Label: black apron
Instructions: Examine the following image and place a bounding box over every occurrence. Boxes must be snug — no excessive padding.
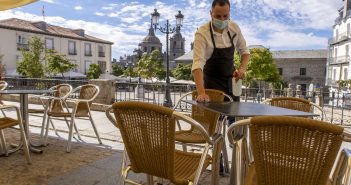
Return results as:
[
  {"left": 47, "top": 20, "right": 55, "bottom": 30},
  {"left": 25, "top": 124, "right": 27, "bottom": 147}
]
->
[{"left": 203, "top": 22, "right": 236, "bottom": 97}]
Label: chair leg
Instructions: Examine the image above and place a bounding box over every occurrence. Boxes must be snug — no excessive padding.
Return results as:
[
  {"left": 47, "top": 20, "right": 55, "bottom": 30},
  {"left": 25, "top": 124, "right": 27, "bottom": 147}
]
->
[
  {"left": 64, "top": 117, "right": 81, "bottom": 140},
  {"left": 39, "top": 111, "right": 48, "bottom": 143},
  {"left": 146, "top": 175, "right": 153, "bottom": 185},
  {"left": 43, "top": 115, "right": 52, "bottom": 146},
  {"left": 0, "top": 130, "right": 8, "bottom": 156},
  {"left": 18, "top": 121, "right": 31, "bottom": 164},
  {"left": 222, "top": 122, "right": 230, "bottom": 173},
  {"left": 211, "top": 139, "right": 223, "bottom": 185},
  {"left": 88, "top": 114, "right": 102, "bottom": 144},
  {"left": 66, "top": 118, "right": 76, "bottom": 153}
]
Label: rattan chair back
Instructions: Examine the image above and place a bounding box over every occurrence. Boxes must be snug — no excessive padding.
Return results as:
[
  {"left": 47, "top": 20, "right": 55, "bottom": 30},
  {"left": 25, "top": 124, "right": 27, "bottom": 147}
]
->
[
  {"left": 250, "top": 116, "right": 343, "bottom": 185},
  {"left": 269, "top": 97, "right": 312, "bottom": 112},
  {"left": 75, "top": 84, "right": 99, "bottom": 116},
  {"left": 50, "top": 84, "right": 72, "bottom": 113},
  {"left": 112, "top": 101, "right": 176, "bottom": 180},
  {"left": 191, "top": 89, "right": 224, "bottom": 136}
]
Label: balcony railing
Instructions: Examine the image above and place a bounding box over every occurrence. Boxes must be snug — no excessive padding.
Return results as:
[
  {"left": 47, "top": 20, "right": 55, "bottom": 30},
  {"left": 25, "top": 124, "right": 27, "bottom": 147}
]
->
[
  {"left": 85, "top": 52, "right": 92, "bottom": 56},
  {"left": 98, "top": 52, "right": 105, "bottom": 57},
  {"left": 328, "top": 31, "right": 351, "bottom": 45},
  {"left": 329, "top": 55, "right": 350, "bottom": 64},
  {"left": 17, "top": 43, "right": 29, "bottom": 51},
  {"left": 68, "top": 49, "right": 77, "bottom": 55}
]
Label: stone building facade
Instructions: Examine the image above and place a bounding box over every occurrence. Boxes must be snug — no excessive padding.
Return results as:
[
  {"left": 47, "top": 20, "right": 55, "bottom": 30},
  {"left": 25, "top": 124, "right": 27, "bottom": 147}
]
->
[
  {"left": 0, "top": 18, "right": 113, "bottom": 76},
  {"left": 326, "top": 0, "right": 351, "bottom": 90},
  {"left": 272, "top": 50, "right": 327, "bottom": 91}
]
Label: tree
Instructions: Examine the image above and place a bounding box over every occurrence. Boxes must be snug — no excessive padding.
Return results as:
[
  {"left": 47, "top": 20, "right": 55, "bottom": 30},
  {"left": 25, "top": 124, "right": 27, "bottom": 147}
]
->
[
  {"left": 136, "top": 50, "right": 165, "bottom": 82},
  {"left": 17, "top": 36, "right": 45, "bottom": 78},
  {"left": 47, "top": 50, "right": 77, "bottom": 78},
  {"left": 172, "top": 63, "right": 193, "bottom": 81},
  {"left": 123, "top": 66, "right": 138, "bottom": 79},
  {"left": 87, "top": 63, "right": 102, "bottom": 79},
  {"left": 112, "top": 64, "right": 124, "bottom": 76},
  {"left": 234, "top": 48, "right": 281, "bottom": 88}
]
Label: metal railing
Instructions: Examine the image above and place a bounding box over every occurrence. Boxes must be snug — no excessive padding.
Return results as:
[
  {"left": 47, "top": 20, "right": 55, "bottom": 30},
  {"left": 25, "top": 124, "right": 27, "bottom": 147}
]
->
[{"left": 114, "top": 82, "right": 351, "bottom": 127}]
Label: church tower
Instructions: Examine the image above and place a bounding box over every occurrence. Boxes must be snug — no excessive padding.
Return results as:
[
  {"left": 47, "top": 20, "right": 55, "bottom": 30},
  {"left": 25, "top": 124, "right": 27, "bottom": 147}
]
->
[
  {"left": 138, "top": 22, "right": 162, "bottom": 54},
  {"left": 169, "top": 28, "right": 185, "bottom": 61}
]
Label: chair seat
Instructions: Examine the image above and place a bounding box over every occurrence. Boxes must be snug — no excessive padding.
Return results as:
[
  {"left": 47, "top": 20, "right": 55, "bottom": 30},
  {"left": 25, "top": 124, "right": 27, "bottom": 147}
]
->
[
  {"left": 173, "top": 150, "right": 211, "bottom": 185},
  {"left": 47, "top": 112, "right": 88, "bottom": 117},
  {"left": 175, "top": 130, "right": 207, "bottom": 144},
  {"left": 0, "top": 117, "right": 18, "bottom": 129}
]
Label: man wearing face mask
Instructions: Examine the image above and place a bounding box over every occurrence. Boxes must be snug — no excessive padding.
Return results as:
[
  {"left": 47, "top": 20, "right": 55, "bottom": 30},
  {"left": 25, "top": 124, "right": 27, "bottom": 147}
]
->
[
  {"left": 192, "top": 0, "right": 250, "bottom": 175},
  {"left": 192, "top": 0, "right": 250, "bottom": 103}
]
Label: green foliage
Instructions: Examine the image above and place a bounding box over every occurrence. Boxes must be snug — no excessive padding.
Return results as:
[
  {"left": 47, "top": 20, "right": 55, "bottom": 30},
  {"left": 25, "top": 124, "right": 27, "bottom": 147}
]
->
[
  {"left": 123, "top": 66, "right": 138, "bottom": 78},
  {"left": 136, "top": 50, "right": 165, "bottom": 81},
  {"left": 172, "top": 63, "right": 193, "bottom": 81},
  {"left": 112, "top": 64, "right": 124, "bottom": 76},
  {"left": 16, "top": 36, "right": 45, "bottom": 78},
  {"left": 47, "top": 50, "right": 77, "bottom": 77},
  {"left": 234, "top": 48, "right": 281, "bottom": 88},
  {"left": 87, "top": 63, "right": 102, "bottom": 79}
]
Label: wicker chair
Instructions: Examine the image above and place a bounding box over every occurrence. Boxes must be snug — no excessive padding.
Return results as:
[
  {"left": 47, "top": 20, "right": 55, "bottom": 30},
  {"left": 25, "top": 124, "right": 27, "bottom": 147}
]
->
[
  {"left": 0, "top": 105, "right": 31, "bottom": 164},
  {"left": 45, "top": 84, "right": 102, "bottom": 152},
  {"left": 28, "top": 84, "right": 73, "bottom": 145},
  {"left": 262, "top": 97, "right": 326, "bottom": 120},
  {"left": 173, "top": 89, "right": 233, "bottom": 173},
  {"left": 106, "top": 101, "right": 223, "bottom": 185},
  {"left": 227, "top": 116, "right": 351, "bottom": 185}
]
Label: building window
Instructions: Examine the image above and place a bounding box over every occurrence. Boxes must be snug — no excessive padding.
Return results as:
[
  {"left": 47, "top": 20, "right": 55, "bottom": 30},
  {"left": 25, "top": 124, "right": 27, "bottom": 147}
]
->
[
  {"left": 98, "top": 45, "right": 105, "bottom": 57},
  {"left": 143, "top": 47, "right": 147, "bottom": 52},
  {"left": 68, "top": 41, "right": 76, "bottom": 55},
  {"left": 17, "top": 35, "right": 29, "bottom": 51},
  {"left": 300, "top": 68, "right": 306, "bottom": 76},
  {"left": 70, "top": 60, "right": 78, "bottom": 72},
  {"left": 346, "top": 45, "right": 349, "bottom": 56},
  {"left": 151, "top": 46, "right": 155, "bottom": 51},
  {"left": 85, "top": 43, "right": 92, "bottom": 56},
  {"left": 335, "top": 48, "right": 338, "bottom": 58},
  {"left": 333, "top": 69, "right": 337, "bottom": 80},
  {"left": 344, "top": 68, "right": 348, "bottom": 80},
  {"left": 45, "top": 38, "right": 54, "bottom": 50},
  {"left": 348, "top": 23, "right": 351, "bottom": 35},
  {"left": 278, "top": 68, "right": 283, "bottom": 75},
  {"left": 98, "top": 61, "right": 106, "bottom": 72},
  {"left": 84, "top": 60, "right": 92, "bottom": 74}
]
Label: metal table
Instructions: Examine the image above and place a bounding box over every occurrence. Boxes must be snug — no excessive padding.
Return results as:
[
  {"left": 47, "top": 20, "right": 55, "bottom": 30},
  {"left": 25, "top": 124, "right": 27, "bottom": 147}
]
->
[
  {"left": 0, "top": 89, "right": 55, "bottom": 154},
  {"left": 183, "top": 100, "right": 318, "bottom": 185}
]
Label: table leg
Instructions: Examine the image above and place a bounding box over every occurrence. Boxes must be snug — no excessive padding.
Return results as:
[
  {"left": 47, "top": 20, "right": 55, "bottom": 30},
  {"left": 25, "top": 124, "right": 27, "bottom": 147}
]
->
[{"left": 20, "top": 94, "right": 43, "bottom": 153}]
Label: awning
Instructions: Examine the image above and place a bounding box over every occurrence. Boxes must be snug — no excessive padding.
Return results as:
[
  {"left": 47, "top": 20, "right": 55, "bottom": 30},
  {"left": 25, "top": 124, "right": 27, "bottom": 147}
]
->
[{"left": 0, "top": 0, "right": 38, "bottom": 11}]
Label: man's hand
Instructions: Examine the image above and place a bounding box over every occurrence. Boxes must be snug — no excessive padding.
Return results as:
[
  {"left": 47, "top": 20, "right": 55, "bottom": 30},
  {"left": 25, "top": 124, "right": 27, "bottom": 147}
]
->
[
  {"left": 196, "top": 93, "right": 210, "bottom": 102},
  {"left": 233, "top": 67, "right": 245, "bottom": 80}
]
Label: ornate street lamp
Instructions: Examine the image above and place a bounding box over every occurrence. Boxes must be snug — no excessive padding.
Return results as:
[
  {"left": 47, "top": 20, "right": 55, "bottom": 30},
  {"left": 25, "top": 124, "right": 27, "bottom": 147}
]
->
[{"left": 151, "top": 9, "right": 184, "bottom": 107}]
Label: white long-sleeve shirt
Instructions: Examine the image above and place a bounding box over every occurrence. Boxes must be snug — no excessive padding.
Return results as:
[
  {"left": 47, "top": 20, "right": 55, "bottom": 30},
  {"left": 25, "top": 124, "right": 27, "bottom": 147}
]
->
[{"left": 192, "top": 20, "right": 250, "bottom": 71}]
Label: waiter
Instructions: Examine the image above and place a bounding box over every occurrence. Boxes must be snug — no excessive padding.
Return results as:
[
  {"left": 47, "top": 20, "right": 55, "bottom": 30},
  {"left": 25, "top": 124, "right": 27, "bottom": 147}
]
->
[{"left": 192, "top": 0, "right": 250, "bottom": 103}]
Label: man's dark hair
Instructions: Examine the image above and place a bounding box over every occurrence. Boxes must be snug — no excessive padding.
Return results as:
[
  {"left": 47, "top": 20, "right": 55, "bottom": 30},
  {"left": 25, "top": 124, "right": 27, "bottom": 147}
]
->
[{"left": 211, "top": 0, "right": 230, "bottom": 8}]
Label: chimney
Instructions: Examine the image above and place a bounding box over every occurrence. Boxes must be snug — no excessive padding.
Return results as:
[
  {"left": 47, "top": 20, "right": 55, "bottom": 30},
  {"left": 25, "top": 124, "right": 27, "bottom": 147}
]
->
[
  {"left": 73, "top": 29, "right": 85, "bottom": 37},
  {"left": 32, "top": 21, "right": 47, "bottom": 31}
]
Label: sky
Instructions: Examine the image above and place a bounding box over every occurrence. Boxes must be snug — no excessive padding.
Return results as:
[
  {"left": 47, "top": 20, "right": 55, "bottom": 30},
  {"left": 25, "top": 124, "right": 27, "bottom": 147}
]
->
[{"left": 0, "top": 0, "right": 343, "bottom": 60}]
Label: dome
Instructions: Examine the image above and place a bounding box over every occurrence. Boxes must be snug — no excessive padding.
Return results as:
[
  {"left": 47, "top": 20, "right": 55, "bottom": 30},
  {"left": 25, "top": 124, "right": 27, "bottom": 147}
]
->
[
  {"left": 171, "top": 29, "right": 183, "bottom": 40},
  {"left": 142, "top": 27, "right": 161, "bottom": 44}
]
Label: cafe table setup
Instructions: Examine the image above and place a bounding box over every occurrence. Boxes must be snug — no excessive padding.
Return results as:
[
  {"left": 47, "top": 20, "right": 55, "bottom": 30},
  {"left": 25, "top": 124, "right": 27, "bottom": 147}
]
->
[
  {"left": 0, "top": 89, "right": 55, "bottom": 154},
  {"left": 182, "top": 100, "right": 318, "bottom": 185}
]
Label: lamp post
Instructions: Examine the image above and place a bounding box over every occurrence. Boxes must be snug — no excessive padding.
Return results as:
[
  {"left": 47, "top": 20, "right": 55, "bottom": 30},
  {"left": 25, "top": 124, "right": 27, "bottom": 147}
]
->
[{"left": 151, "top": 9, "right": 184, "bottom": 107}]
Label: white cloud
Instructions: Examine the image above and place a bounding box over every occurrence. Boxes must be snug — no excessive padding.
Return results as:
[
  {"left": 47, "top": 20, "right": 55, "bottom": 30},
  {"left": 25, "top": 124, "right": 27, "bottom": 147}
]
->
[
  {"left": 95, "top": 12, "right": 104, "bottom": 16},
  {"left": 41, "top": 0, "right": 55, "bottom": 3},
  {"left": 74, "top": 6, "right": 83, "bottom": 10}
]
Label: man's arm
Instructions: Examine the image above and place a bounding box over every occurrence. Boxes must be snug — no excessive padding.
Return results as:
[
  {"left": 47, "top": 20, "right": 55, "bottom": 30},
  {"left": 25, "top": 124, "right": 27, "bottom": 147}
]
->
[
  {"left": 234, "top": 53, "right": 250, "bottom": 79},
  {"left": 192, "top": 68, "right": 209, "bottom": 102}
]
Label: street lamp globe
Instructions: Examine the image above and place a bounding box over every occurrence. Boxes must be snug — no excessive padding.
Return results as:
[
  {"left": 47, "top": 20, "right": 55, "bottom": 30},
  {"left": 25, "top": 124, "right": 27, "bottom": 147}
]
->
[
  {"left": 151, "top": 9, "right": 160, "bottom": 27},
  {"left": 175, "top": 11, "right": 184, "bottom": 27}
]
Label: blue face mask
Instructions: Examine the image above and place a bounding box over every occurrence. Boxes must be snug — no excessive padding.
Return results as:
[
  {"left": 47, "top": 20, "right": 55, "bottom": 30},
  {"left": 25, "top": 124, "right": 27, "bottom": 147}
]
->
[{"left": 212, "top": 18, "right": 228, "bottom": 30}]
